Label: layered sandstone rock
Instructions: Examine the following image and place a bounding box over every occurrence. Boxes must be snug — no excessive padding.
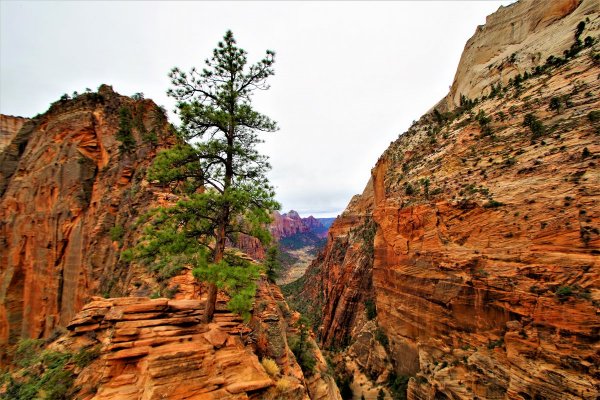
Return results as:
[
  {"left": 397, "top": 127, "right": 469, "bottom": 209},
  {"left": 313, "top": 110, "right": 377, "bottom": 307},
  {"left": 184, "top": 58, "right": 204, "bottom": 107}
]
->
[
  {"left": 1, "top": 276, "right": 340, "bottom": 399},
  {"left": 0, "top": 86, "right": 175, "bottom": 351},
  {"left": 293, "top": 1, "right": 600, "bottom": 399},
  {"left": 61, "top": 297, "right": 272, "bottom": 400},
  {"left": 444, "top": 0, "right": 598, "bottom": 108}
]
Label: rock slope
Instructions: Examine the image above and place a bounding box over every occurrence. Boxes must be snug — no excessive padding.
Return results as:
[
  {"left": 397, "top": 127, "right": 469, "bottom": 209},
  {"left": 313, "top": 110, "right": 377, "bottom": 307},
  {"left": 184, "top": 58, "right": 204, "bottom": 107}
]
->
[
  {"left": 1, "top": 276, "right": 341, "bottom": 400},
  {"left": 0, "top": 86, "right": 175, "bottom": 352},
  {"left": 291, "top": 0, "right": 600, "bottom": 399}
]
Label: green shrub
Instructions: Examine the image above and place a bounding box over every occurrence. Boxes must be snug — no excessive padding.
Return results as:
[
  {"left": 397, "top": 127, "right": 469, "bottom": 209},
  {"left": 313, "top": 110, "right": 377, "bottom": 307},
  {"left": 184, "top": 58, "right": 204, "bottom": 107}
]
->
[
  {"left": 74, "top": 345, "right": 101, "bottom": 368},
  {"left": 588, "top": 110, "right": 600, "bottom": 122},
  {"left": 582, "top": 147, "right": 591, "bottom": 159},
  {"left": 484, "top": 200, "right": 504, "bottom": 208},
  {"left": 289, "top": 317, "right": 316, "bottom": 375},
  {"left": 109, "top": 225, "right": 125, "bottom": 242},
  {"left": 14, "top": 339, "right": 43, "bottom": 368},
  {"left": 387, "top": 372, "right": 409, "bottom": 400},
  {"left": 555, "top": 286, "right": 574, "bottom": 299},
  {"left": 523, "top": 113, "right": 545, "bottom": 139},
  {"left": 5, "top": 348, "right": 85, "bottom": 400},
  {"left": 117, "top": 106, "right": 136, "bottom": 152},
  {"left": 549, "top": 97, "right": 562, "bottom": 113}
]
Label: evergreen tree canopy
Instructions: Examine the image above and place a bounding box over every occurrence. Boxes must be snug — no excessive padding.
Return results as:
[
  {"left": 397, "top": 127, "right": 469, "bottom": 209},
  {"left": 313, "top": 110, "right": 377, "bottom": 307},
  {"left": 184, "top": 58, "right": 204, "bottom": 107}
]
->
[{"left": 135, "top": 30, "right": 279, "bottom": 322}]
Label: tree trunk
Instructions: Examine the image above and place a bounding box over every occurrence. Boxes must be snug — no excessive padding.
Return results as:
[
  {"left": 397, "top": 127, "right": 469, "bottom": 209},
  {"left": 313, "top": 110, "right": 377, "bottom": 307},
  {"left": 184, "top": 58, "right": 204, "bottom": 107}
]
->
[
  {"left": 203, "top": 216, "right": 228, "bottom": 323},
  {"left": 203, "top": 119, "right": 234, "bottom": 323},
  {"left": 203, "top": 282, "right": 218, "bottom": 323}
]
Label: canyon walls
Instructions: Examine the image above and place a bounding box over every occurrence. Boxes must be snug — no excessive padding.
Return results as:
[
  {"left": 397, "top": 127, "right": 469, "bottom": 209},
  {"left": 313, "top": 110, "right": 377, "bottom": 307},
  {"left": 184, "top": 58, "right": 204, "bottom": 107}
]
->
[
  {"left": 293, "top": 0, "right": 600, "bottom": 398},
  {"left": 0, "top": 86, "right": 175, "bottom": 350}
]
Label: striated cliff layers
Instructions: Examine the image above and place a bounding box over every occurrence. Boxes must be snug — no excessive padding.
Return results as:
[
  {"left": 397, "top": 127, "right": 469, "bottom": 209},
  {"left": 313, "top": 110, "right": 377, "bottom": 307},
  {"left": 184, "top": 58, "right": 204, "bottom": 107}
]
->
[
  {"left": 1, "top": 276, "right": 341, "bottom": 399},
  {"left": 445, "top": 0, "right": 597, "bottom": 108},
  {"left": 294, "top": 0, "right": 600, "bottom": 399},
  {"left": 0, "top": 86, "right": 175, "bottom": 351}
]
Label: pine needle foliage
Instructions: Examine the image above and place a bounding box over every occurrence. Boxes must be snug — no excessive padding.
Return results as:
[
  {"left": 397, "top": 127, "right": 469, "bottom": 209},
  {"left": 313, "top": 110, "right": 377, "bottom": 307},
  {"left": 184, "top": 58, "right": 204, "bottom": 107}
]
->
[{"left": 135, "top": 30, "right": 279, "bottom": 322}]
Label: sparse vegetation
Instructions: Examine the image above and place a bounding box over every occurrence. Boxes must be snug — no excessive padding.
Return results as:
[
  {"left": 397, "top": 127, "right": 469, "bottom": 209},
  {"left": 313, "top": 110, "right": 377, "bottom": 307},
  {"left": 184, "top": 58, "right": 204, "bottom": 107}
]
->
[
  {"left": 483, "top": 200, "right": 504, "bottom": 208},
  {"left": 116, "top": 106, "right": 136, "bottom": 152},
  {"left": 387, "top": 372, "right": 409, "bottom": 400},
  {"left": 555, "top": 285, "right": 574, "bottom": 300},
  {"left": 476, "top": 109, "right": 493, "bottom": 137},
  {"left": 5, "top": 342, "right": 101, "bottom": 400},
  {"left": 375, "top": 327, "right": 389, "bottom": 350},
  {"left": 289, "top": 316, "right": 316, "bottom": 375},
  {"left": 522, "top": 113, "right": 545, "bottom": 139},
  {"left": 487, "top": 338, "right": 504, "bottom": 349},
  {"left": 109, "top": 224, "right": 125, "bottom": 243},
  {"left": 264, "top": 245, "right": 282, "bottom": 282}
]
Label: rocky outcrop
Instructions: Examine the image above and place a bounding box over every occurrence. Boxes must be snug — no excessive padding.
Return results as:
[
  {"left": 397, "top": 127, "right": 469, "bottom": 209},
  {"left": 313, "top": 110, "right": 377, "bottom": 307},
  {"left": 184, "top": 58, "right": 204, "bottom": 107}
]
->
[
  {"left": 294, "top": 1, "right": 600, "bottom": 399},
  {"left": 445, "top": 0, "right": 596, "bottom": 108},
  {"left": 1, "top": 275, "right": 340, "bottom": 399},
  {"left": 0, "top": 115, "right": 28, "bottom": 153},
  {"left": 0, "top": 86, "right": 175, "bottom": 352},
  {"left": 61, "top": 297, "right": 272, "bottom": 399}
]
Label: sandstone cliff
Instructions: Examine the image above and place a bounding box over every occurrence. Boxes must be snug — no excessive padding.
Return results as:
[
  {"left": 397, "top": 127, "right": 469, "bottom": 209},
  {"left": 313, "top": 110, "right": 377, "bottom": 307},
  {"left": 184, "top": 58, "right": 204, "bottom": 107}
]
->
[
  {"left": 291, "top": 0, "right": 600, "bottom": 399},
  {"left": 270, "top": 210, "right": 314, "bottom": 240},
  {"left": 0, "top": 115, "right": 28, "bottom": 153},
  {"left": 1, "top": 276, "right": 341, "bottom": 400},
  {"left": 233, "top": 211, "right": 328, "bottom": 261},
  {"left": 0, "top": 86, "right": 175, "bottom": 353},
  {"left": 0, "top": 89, "right": 340, "bottom": 399},
  {"left": 445, "top": 0, "right": 597, "bottom": 108}
]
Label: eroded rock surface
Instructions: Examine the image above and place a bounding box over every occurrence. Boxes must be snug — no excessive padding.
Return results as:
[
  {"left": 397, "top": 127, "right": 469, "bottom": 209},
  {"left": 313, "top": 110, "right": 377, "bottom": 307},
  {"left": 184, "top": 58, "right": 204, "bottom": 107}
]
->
[
  {"left": 60, "top": 297, "right": 272, "bottom": 400},
  {"left": 0, "top": 86, "right": 175, "bottom": 351},
  {"left": 293, "top": 1, "right": 600, "bottom": 399}
]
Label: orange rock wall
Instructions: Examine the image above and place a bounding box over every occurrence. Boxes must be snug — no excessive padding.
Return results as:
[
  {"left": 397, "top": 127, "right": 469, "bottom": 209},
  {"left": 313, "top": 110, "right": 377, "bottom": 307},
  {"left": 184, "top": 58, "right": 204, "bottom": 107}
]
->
[
  {"left": 0, "top": 86, "right": 175, "bottom": 350},
  {"left": 27, "top": 276, "right": 341, "bottom": 400},
  {"left": 298, "top": 1, "right": 600, "bottom": 399}
]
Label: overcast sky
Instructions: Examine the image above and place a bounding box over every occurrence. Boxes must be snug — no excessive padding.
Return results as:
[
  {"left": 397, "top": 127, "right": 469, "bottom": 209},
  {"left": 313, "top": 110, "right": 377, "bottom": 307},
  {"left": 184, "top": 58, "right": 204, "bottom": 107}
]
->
[{"left": 1, "top": 1, "right": 514, "bottom": 218}]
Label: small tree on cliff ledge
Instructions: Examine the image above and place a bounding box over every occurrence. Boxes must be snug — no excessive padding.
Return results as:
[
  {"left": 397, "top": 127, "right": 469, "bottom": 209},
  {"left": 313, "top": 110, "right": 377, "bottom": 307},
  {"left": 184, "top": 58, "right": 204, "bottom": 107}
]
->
[{"left": 138, "top": 31, "right": 279, "bottom": 322}]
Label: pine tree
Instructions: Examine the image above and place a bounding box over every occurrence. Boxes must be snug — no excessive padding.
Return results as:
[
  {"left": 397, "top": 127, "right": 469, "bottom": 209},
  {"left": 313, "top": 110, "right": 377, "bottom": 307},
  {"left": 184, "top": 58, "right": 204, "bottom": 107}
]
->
[
  {"left": 264, "top": 245, "right": 282, "bottom": 282},
  {"left": 137, "top": 30, "right": 279, "bottom": 322}
]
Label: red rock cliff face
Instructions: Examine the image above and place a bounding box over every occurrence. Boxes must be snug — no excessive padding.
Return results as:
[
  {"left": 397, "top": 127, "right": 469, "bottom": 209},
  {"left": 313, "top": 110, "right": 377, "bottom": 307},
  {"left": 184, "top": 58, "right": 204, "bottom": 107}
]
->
[
  {"left": 295, "top": 1, "right": 600, "bottom": 399},
  {"left": 0, "top": 86, "right": 175, "bottom": 351},
  {"left": 270, "top": 210, "right": 310, "bottom": 240}
]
